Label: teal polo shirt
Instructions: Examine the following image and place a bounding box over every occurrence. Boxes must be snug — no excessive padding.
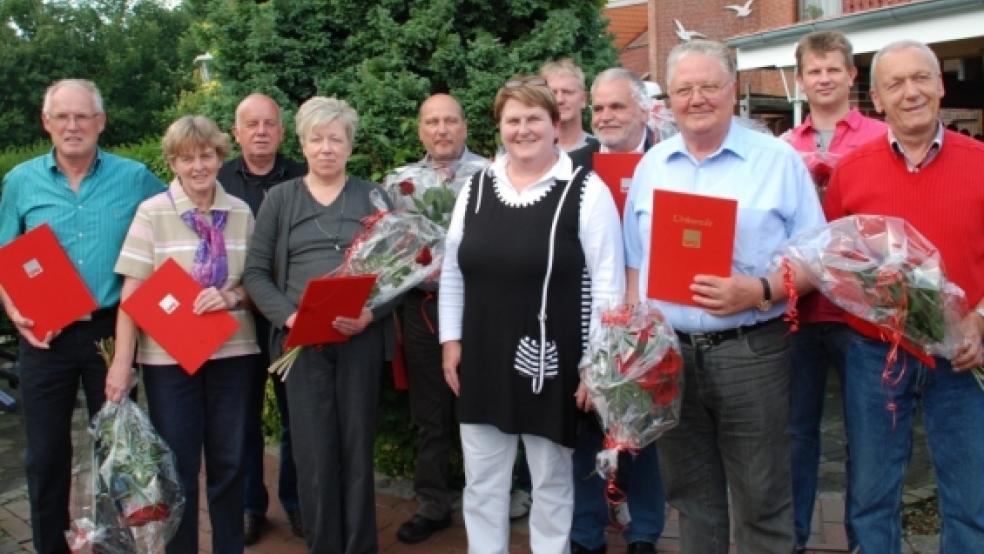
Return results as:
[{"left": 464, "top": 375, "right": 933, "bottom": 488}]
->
[{"left": 0, "top": 148, "right": 165, "bottom": 308}]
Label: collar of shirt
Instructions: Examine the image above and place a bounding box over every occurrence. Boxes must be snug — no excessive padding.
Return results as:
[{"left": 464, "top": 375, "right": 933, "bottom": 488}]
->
[
  {"left": 792, "top": 107, "right": 866, "bottom": 139},
  {"left": 168, "top": 179, "right": 235, "bottom": 213},
  {"left": 235, "top": 154, "right": 288, "bottom": 182},
  {"left": 661, "top": 118, "right": 748, "bottom": 166},
  {"left": 599, "top": 131, "right": 648, "bottom": 154},
  {"left": 888, "top": 121, "right": 944, "bottom": 172},
  {"left": 44, "top": 147, "right": 104, "bottom": 178},
  {"left": 490, "top": 148, "right": 575, "bottom": 205}
]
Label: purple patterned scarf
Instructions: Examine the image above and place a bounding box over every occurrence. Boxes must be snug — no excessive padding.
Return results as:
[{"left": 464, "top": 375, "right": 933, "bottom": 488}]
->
[{"left": 180, "top": 208, "right": 229, "bottom": 288}]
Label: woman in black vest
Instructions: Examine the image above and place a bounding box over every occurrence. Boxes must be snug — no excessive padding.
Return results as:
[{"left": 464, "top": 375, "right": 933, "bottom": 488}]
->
[{"left": 438, "top": 76, "right": 625, "bottom": 553}]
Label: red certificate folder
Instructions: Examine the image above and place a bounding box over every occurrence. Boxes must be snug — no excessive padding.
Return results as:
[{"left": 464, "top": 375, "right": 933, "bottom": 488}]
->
[
  {"left": 0, "top": 223, "right": 97, "bottom": 339},
  {"left": 121, "top": 258, "right": 239, "bottom": 375},
  {"left": 647, "top": 189, "right": 738, "bottom": 305},
  {"left": 593, "top": 152, "right": 643, "bottom": 219},
  {"left": 284, "top": 274, "right": 377, "bottom": 348}
]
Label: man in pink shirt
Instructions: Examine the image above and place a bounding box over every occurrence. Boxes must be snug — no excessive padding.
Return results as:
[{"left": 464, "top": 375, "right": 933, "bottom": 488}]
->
[{"left": 783, "top": 30, "right": 886, "bottom": 553}]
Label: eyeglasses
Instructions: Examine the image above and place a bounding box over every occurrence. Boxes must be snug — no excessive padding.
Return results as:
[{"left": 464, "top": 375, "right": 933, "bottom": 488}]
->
[
  {"left": 45, "top": 112, "right": 101, "bottom": 125},
  {"left": 504, "top": 77, "right": 548, "bottom": 89},
  {"left": 669, "top": 83, "right": 727, "bottom": 99}
]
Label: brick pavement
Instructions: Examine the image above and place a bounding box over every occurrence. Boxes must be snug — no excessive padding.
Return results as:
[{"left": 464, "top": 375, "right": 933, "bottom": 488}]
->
[
  {"left": 0, "top": 449, "right": 852, "bottom": 553},
  {"left": 0, "top": 365, "right": 937, "bottom": 553}
]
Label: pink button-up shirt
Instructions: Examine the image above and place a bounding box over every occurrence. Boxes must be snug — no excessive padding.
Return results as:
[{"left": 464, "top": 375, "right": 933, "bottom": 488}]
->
[{"left": 786, "top": 108, "right": 887, "bottom": 323}]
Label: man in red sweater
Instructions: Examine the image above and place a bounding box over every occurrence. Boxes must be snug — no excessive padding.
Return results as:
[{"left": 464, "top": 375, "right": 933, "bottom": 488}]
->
[{"left": 824, "top": 40, "right": 984, "bottom": 554}]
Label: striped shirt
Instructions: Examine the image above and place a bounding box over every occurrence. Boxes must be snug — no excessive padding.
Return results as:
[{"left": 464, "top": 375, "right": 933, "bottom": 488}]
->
[
  {"left": 115, "top": 180, "right": 259, "bottom": 365},
  {"left": 0, "top": 149, "right": 165, "bottom": 307}
]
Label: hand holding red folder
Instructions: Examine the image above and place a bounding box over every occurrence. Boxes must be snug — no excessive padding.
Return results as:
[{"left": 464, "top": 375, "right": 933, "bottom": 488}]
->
[
  {"left": 0, "top": 224, "right": 98, "bottom": 344},
  {"left": 121, "top": 258, "right": 239, "bottom": 375},
  {"left": 284, "top": 274, "right": 377, "bottom": 348}
]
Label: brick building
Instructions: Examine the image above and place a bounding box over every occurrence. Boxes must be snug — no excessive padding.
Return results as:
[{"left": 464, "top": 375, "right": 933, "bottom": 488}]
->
[{"left": 604, "top": 0, "right": 984, "bottom": 134}]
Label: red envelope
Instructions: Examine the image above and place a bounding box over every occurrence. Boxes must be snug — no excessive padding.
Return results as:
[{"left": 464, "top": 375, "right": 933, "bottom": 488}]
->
[
  {"left": 121, "top": 258, "right": 239, "bottom": 375},
  {"left": 284, "top": 274, "right": 377, "bottom": 348},
  {"left": 0, "top": 224, "right": 97, "bottom": 339},
  {"left": 648, "top": 189, "right": 737, "bottom": 305},
  {"left": 593, "top": 152, "right": 643, "bottom": 219}
]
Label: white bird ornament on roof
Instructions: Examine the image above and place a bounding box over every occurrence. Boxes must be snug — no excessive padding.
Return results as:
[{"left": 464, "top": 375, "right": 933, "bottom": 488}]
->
[
  {"left": 674, "top": 19, "right": 706, "bottom": 41},
  {"left": 725, "top": 0, "right": 755, "bottom": 18}
]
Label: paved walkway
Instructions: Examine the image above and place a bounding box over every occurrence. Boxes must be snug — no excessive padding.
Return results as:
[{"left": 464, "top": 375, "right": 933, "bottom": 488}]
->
[{"left": 0, "top": 364, "right": 940, "bottom": 553}]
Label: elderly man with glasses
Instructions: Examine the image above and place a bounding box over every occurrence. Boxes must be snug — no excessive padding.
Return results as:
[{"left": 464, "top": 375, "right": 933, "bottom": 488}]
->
[
  {"left": 622, "top": 41, "right": 824, "bottom": 553},
  {"left": 0, "top": 78, "right": 164, "bottom": 554}
]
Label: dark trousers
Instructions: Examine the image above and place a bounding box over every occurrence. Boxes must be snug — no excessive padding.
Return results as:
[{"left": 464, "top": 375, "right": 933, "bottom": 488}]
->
[
  {"left": 657, "top": 319, "right": 794, "bottom": 554},
  {"left": 243, "top": 317, "right": 299, "bottom": 515},
  {"left": 19, "top": 311, "right": 115, "bottom": 554},
  {"left": 143, "top": 355, "right": 253, "bottom": 554},
  {"left": 287, "top": 324, "right": 384, "bottom": 554},
  {"left": 401, "top": 290, "right": 456, "bottom": 520}
]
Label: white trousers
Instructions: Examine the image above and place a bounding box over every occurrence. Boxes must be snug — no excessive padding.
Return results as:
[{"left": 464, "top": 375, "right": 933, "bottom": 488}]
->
[{"left": 460, "top": 423, "right": 574, "bottom": 554}]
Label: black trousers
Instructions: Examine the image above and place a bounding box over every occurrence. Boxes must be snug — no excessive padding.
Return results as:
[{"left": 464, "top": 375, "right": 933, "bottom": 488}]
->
[
  {"left": 19, "top": 309, "right": 115, "bottom": 554},
  {"left": 287, "top": 323, "right": 384, "bottom": 554},
  {"left": 401, "top": 289, "right": 456, "bottom": 520}
]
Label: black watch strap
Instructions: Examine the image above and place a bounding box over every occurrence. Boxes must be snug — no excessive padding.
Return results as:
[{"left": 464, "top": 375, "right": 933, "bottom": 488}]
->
[{"left": 759, "top": 277, "right": 772, "bottom": 302}]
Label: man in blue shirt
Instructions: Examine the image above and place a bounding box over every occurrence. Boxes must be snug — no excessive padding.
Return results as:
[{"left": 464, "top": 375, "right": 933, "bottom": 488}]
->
[
  {"left": 0, "top": 79, "right": 163, "bottom": 554},
  {"left": 622, "top": 41, "right": 824, "bottom": 553}
]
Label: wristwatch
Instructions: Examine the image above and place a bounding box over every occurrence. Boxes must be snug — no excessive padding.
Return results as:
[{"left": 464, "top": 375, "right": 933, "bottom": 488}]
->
[{"left": 757, "top": 277, "right": 773, "bottom": 312}]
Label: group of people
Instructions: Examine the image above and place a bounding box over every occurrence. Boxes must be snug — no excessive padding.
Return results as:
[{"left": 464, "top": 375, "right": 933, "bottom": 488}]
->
[{"left": 0, "top": 30, "right": 982, "bottom": 554}]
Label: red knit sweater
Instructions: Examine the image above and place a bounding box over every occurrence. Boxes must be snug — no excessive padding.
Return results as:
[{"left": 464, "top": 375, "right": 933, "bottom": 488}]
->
[{"left": 823, "top": 130, "right": 984, "bottom": 356}]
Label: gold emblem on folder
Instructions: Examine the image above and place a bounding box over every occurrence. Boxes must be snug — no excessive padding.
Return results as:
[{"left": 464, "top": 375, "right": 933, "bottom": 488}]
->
[{"left": 682, "top": 229, "right": 702, "bottom": 249}]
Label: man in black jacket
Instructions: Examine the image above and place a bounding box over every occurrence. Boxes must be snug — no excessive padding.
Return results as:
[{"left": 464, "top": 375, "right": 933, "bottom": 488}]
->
[{"left": 218, "top": 93, "right": 306, "bottom": 544}]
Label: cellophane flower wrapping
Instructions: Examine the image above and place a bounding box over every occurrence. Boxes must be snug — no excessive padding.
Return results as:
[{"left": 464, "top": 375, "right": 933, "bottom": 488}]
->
[
  {"left": 65, "top": 399, "right": 184, "bottom": 554},
  {"left": 382, "top": 161, "right": 486, "bottom": 229},
  {"left": 336, "top": 190, "right": 446, "bottom": 309},
  {"left": 781, "top": 215, "right": 967, "bottom": 358},
  {"left": 580, "top": 303, "right": 683, "bottom": 485}
]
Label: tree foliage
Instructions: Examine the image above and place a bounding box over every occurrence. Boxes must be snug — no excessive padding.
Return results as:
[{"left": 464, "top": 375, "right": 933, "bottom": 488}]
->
[
  {"left": 190, "top": 0, "right": 618, "bottom": 178},
  {"left": 0, "top": 0, "right": 194, "bottom": 149}
]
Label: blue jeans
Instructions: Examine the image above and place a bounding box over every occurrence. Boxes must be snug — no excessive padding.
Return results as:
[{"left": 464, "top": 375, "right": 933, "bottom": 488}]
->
[
  {"left": 843, "top": 332, "right": 984, "bottom": 554},
  {"left": 572, "top": 416, "right": 664, "bottom": 548},
  {"left": 790, "top": 322, "right": 853, "bottom": 548},
  {"left": 143, "top": 355, "right": 254, "bottom": 554}
]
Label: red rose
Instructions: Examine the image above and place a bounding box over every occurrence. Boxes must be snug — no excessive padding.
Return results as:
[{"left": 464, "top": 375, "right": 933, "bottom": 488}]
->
[
  {"left": 398, "top": 179, "right": 415, "bottom": 195},
  {"left": 651, "top": 380, "right": 679, "bottom": 407},
  {"left": 415, "top": 246, "right": 433, "bottom": 266},
  {"left": 810, "top": 162, "right": 832, "bottom": 198}
]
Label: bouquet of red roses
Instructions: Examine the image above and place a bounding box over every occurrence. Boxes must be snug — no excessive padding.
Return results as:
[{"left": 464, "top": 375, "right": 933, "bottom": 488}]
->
[
  {"left": 779, "top": 215, "right": 984, "bottom": 393},
  {"left": 383, "top": 161, "right": 486, "bottom": 229},
  {"left": 336, "top": 190, "right": 445, "bottom": 308},
  {"left": 579, "top": 303, "right": 683, "bottom": 504},
  {"left": 66, "top": 340, "right": 184, "bottom": 553}
]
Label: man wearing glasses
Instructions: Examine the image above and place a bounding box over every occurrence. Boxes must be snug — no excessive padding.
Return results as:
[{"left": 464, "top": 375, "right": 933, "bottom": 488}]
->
[
  {"left": 622, "top": 41, "right": 824, "bottom": 553},
  {"left": 0, "top": 79, "right": 163, "bottom": 554}
]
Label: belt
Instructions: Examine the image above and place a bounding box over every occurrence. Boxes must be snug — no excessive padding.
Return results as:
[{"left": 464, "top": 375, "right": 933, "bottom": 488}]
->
[
  {"left": 77, "top": 306, "right": 118, "bottom": 323},
  {"left": 675, "top": 318, "right": 779, "bottom": 347}
]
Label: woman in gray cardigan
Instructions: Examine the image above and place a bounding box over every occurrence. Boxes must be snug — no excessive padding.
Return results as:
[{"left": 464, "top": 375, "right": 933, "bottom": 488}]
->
[{"left": 243, "top": 96, "right": 395, "bottom": 553}]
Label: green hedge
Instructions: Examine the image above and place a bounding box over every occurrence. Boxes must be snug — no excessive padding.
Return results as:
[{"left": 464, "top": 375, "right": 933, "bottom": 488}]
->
[{"left": 0, "top": 139, "right": 170, "bottom": 184}]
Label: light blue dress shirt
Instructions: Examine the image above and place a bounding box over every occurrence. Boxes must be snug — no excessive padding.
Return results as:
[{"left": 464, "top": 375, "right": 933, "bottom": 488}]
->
[
  {"left": 0, "top": 148, "right": 165, "bottom": 308},
  {"left": 623, "top": 118, "right": 825, "bottom": 333}
]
